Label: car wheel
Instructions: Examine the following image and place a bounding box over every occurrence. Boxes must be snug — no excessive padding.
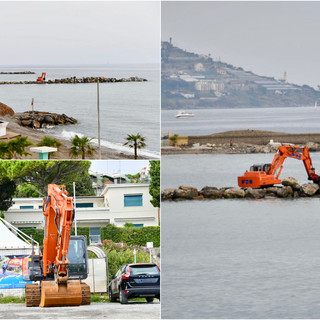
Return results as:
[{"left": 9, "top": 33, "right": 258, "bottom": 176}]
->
[
  {"left": 108, "top": 287, "right": 116, "bottom": 302},
  {"left": 119, "top": 288, "right": 128, "bottom": 304},
  {"left": 146, "top": 297, "right": 154, "bottom": 303}
]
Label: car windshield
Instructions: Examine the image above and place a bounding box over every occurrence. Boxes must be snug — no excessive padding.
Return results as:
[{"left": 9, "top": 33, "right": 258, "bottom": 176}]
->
[{"left": 130, "top": 265, "right": 160, "bottom": 275}]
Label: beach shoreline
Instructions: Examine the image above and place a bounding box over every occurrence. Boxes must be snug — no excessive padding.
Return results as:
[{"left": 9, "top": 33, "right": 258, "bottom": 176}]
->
[{"left": 0, "top": 115, "right": 150, "bottom": 160}]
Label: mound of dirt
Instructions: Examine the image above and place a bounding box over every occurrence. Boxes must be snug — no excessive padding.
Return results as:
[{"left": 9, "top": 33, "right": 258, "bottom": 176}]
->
[{"left": 0, "top": 102, "right": 14, "bottom": 116}]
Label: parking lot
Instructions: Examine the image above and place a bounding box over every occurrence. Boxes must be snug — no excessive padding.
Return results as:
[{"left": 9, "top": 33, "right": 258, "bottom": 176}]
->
[{"left": 0, "top": 301, "right": 160, "bottom": 319}]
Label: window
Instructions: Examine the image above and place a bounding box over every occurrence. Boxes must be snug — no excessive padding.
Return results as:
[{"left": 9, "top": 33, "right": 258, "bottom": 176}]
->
[
  {"left": 76, "top": 203, "right": 94, "bottom": 208},
  {"left": 124, "top": 195, "right": 143, "bottom": 207},
  {"left": 39, "top": 205, "right": 43, "bottom": 209},
  {"left": 89, "top": 227, "right": 101, "bottom": 244},
  {"left": 133, "top": 224, "right": 144, "bottom": 228},
  {"left": 20, "top": 206, "right": 34, "bottom": 210}
]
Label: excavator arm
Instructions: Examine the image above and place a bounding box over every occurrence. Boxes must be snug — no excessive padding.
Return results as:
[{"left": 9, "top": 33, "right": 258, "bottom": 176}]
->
[{"left": 42, "top": 184, "right": 74, "bottom": 279}]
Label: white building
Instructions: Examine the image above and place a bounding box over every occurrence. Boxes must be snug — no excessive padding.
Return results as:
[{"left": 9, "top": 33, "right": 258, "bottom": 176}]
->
[
  {"left": 4, "top": 184, "right": 158, "bottom": 244},
  {"left": 195, "top": 80, "right": 225, "bottom": 92}
]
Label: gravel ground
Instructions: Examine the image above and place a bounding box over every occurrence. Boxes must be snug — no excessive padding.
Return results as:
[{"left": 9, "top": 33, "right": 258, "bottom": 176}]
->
[{"left": 0, "top": 301, "right": 160, "bottom": 319}]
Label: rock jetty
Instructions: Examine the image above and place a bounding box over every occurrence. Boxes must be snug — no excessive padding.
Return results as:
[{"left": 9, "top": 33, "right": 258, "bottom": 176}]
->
[
  {"left": 15, "top": 111, "right": 77, "bottom": 129},
  {"left": 0, "top": 71, "right": 35, "bottom": 74},
  {"left": 162, "top": 177, "right": 320, "bottom": 201},
  {"left": 0, "top": 76, "right": 147, "bottom": 85}
]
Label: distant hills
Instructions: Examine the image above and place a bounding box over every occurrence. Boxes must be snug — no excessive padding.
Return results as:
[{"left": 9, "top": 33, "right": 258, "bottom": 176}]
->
[{"left": 161, "top": 41, "right": 320, "bottom": 109}]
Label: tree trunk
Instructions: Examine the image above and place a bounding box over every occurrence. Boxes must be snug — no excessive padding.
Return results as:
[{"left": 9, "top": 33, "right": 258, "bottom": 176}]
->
[{"left": 134, "top": 143, "right": 138, "bottom": 159}]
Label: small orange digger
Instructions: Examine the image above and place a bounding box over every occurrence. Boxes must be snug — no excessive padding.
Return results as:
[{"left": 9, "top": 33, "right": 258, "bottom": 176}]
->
[
  {"left": 36, "top": 72, "right": 46, "bottom": 82},
  {"left": 238, "top": 145, "right": 320, "bottom": 188}
]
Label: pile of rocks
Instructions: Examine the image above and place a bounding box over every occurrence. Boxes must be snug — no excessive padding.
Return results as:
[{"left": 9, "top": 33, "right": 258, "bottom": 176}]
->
[
  {"left": 15, "top": 111, "right": 77, "bottom": 129},
  {"left": 0, "top": 76, "right": 147, "bottom": 85},
  {"left": 162, "top": 177, "right": 320, "bottom": 201}
]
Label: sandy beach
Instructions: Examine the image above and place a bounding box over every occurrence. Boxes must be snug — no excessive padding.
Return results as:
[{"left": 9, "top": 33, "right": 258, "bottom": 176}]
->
[{"left": 0, "top": 115, "right": 149, "bottom": 160}]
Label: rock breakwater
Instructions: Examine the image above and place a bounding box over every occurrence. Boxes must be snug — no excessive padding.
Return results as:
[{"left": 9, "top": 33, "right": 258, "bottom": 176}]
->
[
  {"left": 0, "top": 76, "right": 147, "bottom": 85},
  {"left": 0, "top": 71, "right": 35, "bottom": 74},
  {"left": 162, "top": 177, "right": 320, "bottom": 201},
  {"left": 15, "top": 111, "right": 77, "bottom": 129}
]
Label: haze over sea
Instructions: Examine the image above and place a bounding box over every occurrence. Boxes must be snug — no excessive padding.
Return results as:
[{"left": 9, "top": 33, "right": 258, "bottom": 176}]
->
[
  {"left": 0, "top": 65, "right": 160, "bottom": 158},
  {"left": 162, "top": 106, "right": 320, "bottom": 136},
  {"left": 162, "top": 153, "right": 320, "bottom": 318}
]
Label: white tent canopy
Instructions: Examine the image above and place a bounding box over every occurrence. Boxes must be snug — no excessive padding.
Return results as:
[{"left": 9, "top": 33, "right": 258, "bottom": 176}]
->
[{"left": 0, "top": 219, "right": 39, "bottom": 256}]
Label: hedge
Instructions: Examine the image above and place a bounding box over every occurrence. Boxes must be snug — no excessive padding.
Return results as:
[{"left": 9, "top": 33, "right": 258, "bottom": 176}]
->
[
  {"left": 19, "top": 227, "right": 90, "bottom": 246},
  {"left": 100, "top": 225, "right": 160, "bottom": 247},
  {"left": 19, "top": 225, "right": 160, "bottom": 248}
]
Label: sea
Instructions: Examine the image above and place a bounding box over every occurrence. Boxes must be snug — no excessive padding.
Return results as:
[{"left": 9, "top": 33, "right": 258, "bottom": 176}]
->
[
  {"left": 162, "top": 106, "right": 320, "bottom": 136},
  {"left": 161, "top": 153, "right": 320, "bottom": 318},
  {"left": 0, "top": 65, "right": 160, "bottom": 158}
]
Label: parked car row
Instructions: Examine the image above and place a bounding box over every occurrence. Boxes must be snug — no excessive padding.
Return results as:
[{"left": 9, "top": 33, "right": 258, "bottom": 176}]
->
[{"left": 109, "top": 263, "right": 160, "bottom": 304}]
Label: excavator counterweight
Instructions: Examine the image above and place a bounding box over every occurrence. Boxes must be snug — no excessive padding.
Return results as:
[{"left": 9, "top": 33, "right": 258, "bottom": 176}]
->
[
  {"left": 23, "top": 184, "right": 91, "bottom": 307},
  {"left": 238, "top": 145, "right": 320, "bottom": 188}
]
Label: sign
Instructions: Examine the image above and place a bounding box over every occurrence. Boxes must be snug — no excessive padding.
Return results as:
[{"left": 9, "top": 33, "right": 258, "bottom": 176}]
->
[
  {"left": 0, "top": 255, "right": 31, "bottom": 289},
  {"left": 147, "top": 242, "right": 153, "bottom": 249}
]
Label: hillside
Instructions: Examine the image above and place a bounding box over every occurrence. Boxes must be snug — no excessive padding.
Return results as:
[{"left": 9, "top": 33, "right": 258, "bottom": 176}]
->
[{"left": 161, "top": 41, "right": 320, "bottom": 109}]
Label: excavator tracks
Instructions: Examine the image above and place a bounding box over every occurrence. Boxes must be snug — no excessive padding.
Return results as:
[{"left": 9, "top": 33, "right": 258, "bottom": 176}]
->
[
  {"left": 81, "top": 283, "right": 91, "bottom": 305},
  {"left": 25, "top": 283, "right": 41, "bottom": 307}
]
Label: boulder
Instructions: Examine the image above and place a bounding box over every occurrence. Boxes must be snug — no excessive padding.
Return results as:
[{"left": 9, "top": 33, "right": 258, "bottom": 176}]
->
[
  {"left": 245, "top": 188, "right": 266, "bottom": 199},
  {"left": 282, "top": 177, "right": 301, "bottom": 191},
  {"left": 32, "top": 120, "right": 41, "bottom": 129},
  {"left": 0, "top": 102, "right": 14, "bottom": 116},
  {"left": 200, "top": 186, "right": 223, "bottom": 199},
  {"left": 174, "top": 188, "right": 199, "bottom": 200},
  {"left": 161, "top": 189, "right": 176, "bottom": 201},
  {"left": 179, "top": 185, "right": 198, "bottom": 192},
  {"left": 301, "top": 183, "right": 319, "bottom": 196},
  {"left": 265, "top": 187, "right": 281, "bottom": 196},
  {"left": 276, "top": 186, "right": 293, "bottom": 198},
  {"left": 223, "top": 187, "right": 246, "bottom": 199}
]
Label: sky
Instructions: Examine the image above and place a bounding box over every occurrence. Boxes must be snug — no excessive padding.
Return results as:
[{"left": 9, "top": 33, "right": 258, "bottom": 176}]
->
[
  {"left": 89, "top": 160, "right": 150, "bottom": 175},
  {"left": 162, "top": 1, "right": 320, "bottom": 89},
  {"left": 0, "top": 1, "right": 160, "bottom": 65}
]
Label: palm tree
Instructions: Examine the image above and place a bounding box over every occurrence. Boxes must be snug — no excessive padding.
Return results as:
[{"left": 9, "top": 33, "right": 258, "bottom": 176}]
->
[
  {"left": 123, "top": 133, "right": 146, "bottom": 159},
  {"left": 6, "top": 137, "right": 32, "bottom": 159},
  {"left": 70, "top": 135, "right": 96, "bottom": 159},
  {"left": 37, "top": 136, "right": 62, "bottom": 159}
]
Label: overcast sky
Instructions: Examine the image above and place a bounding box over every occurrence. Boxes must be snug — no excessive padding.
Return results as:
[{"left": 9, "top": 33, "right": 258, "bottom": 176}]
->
[
  {"left": 0, "top": 1, "right": 160, "bottom": 65},
  {"left": 89, "top": 160, "right": 150, "bottom": 175},
  {"left": 162, "top": 1, "right": 320, "bottom": 88}
]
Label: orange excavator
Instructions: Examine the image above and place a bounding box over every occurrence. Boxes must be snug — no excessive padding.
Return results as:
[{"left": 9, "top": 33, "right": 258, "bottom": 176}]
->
[
  {"left": 238, "top": 145, "right": 320, "bottom": 188},
  {"left": 36, "top": 72, "right": 46, "bottom": 82},
  {"left": 22, "top": 184, "right": 91, "bottom": 307}
]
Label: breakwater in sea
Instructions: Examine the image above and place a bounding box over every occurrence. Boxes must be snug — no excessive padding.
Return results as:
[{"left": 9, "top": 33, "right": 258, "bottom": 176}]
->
[
  {"left": 162, "top": 177, "right": 320, "bottom": 201},
  {"left": 0, "top": 76, "right": 147, "bottom": 85},
  {"left": 0, "top": 71, "right": 35, "bottom": 74}
]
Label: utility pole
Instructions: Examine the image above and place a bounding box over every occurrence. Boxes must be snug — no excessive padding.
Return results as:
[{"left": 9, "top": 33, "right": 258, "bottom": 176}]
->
[
  {"left": 97, "top": 80, "right": 101, "bottom": 159},
  {"left": 73, "top": 182, "right": 77, "bottom": 236}
]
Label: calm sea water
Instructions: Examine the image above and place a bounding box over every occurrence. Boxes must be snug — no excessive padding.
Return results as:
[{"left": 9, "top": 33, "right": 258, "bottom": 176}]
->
[
  {"left": 161, "top": 154, "right": 320, "bottom": 319},
  {"left": 162, "top": 107, "right": 320, "bottom": 136},
  {"left": 0, "top": 65, "right": 160, "bottom": 158}
]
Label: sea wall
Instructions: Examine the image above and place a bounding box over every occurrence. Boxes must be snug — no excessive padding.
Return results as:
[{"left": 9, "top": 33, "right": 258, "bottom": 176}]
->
[
  {"left": 187, "top": 131, "right": 320, "bottom": 146},
  {"left": 0, "top": 76, "right": 147, "bottom": 85},
  {"left": 162, "top": 178, "right": 320, "bottom": 201}
]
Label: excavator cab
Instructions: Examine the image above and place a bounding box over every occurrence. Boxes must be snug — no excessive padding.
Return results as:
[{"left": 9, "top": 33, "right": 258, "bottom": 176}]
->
[
  {"left": 67, "top": 236, "right": 89, "bottom": 280},
  {"left": 249, "top": 164, "right": 271, "bottom": 172}
]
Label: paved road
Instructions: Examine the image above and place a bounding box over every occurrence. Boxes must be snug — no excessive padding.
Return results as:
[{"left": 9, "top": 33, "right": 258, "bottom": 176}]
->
[{"left": 0, "top": 301, "right": 160, "bottom": 319}]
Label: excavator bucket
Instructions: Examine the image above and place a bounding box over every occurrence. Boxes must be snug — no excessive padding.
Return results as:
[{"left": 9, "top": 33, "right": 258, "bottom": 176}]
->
[{"left": 39, "top": 280, "right": 83, "bottom": 307}]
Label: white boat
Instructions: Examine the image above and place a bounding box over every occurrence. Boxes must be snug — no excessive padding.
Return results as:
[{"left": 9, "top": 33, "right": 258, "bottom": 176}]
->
[{"left": 175, "top": 111, "right": 195, "bottom": 118}]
